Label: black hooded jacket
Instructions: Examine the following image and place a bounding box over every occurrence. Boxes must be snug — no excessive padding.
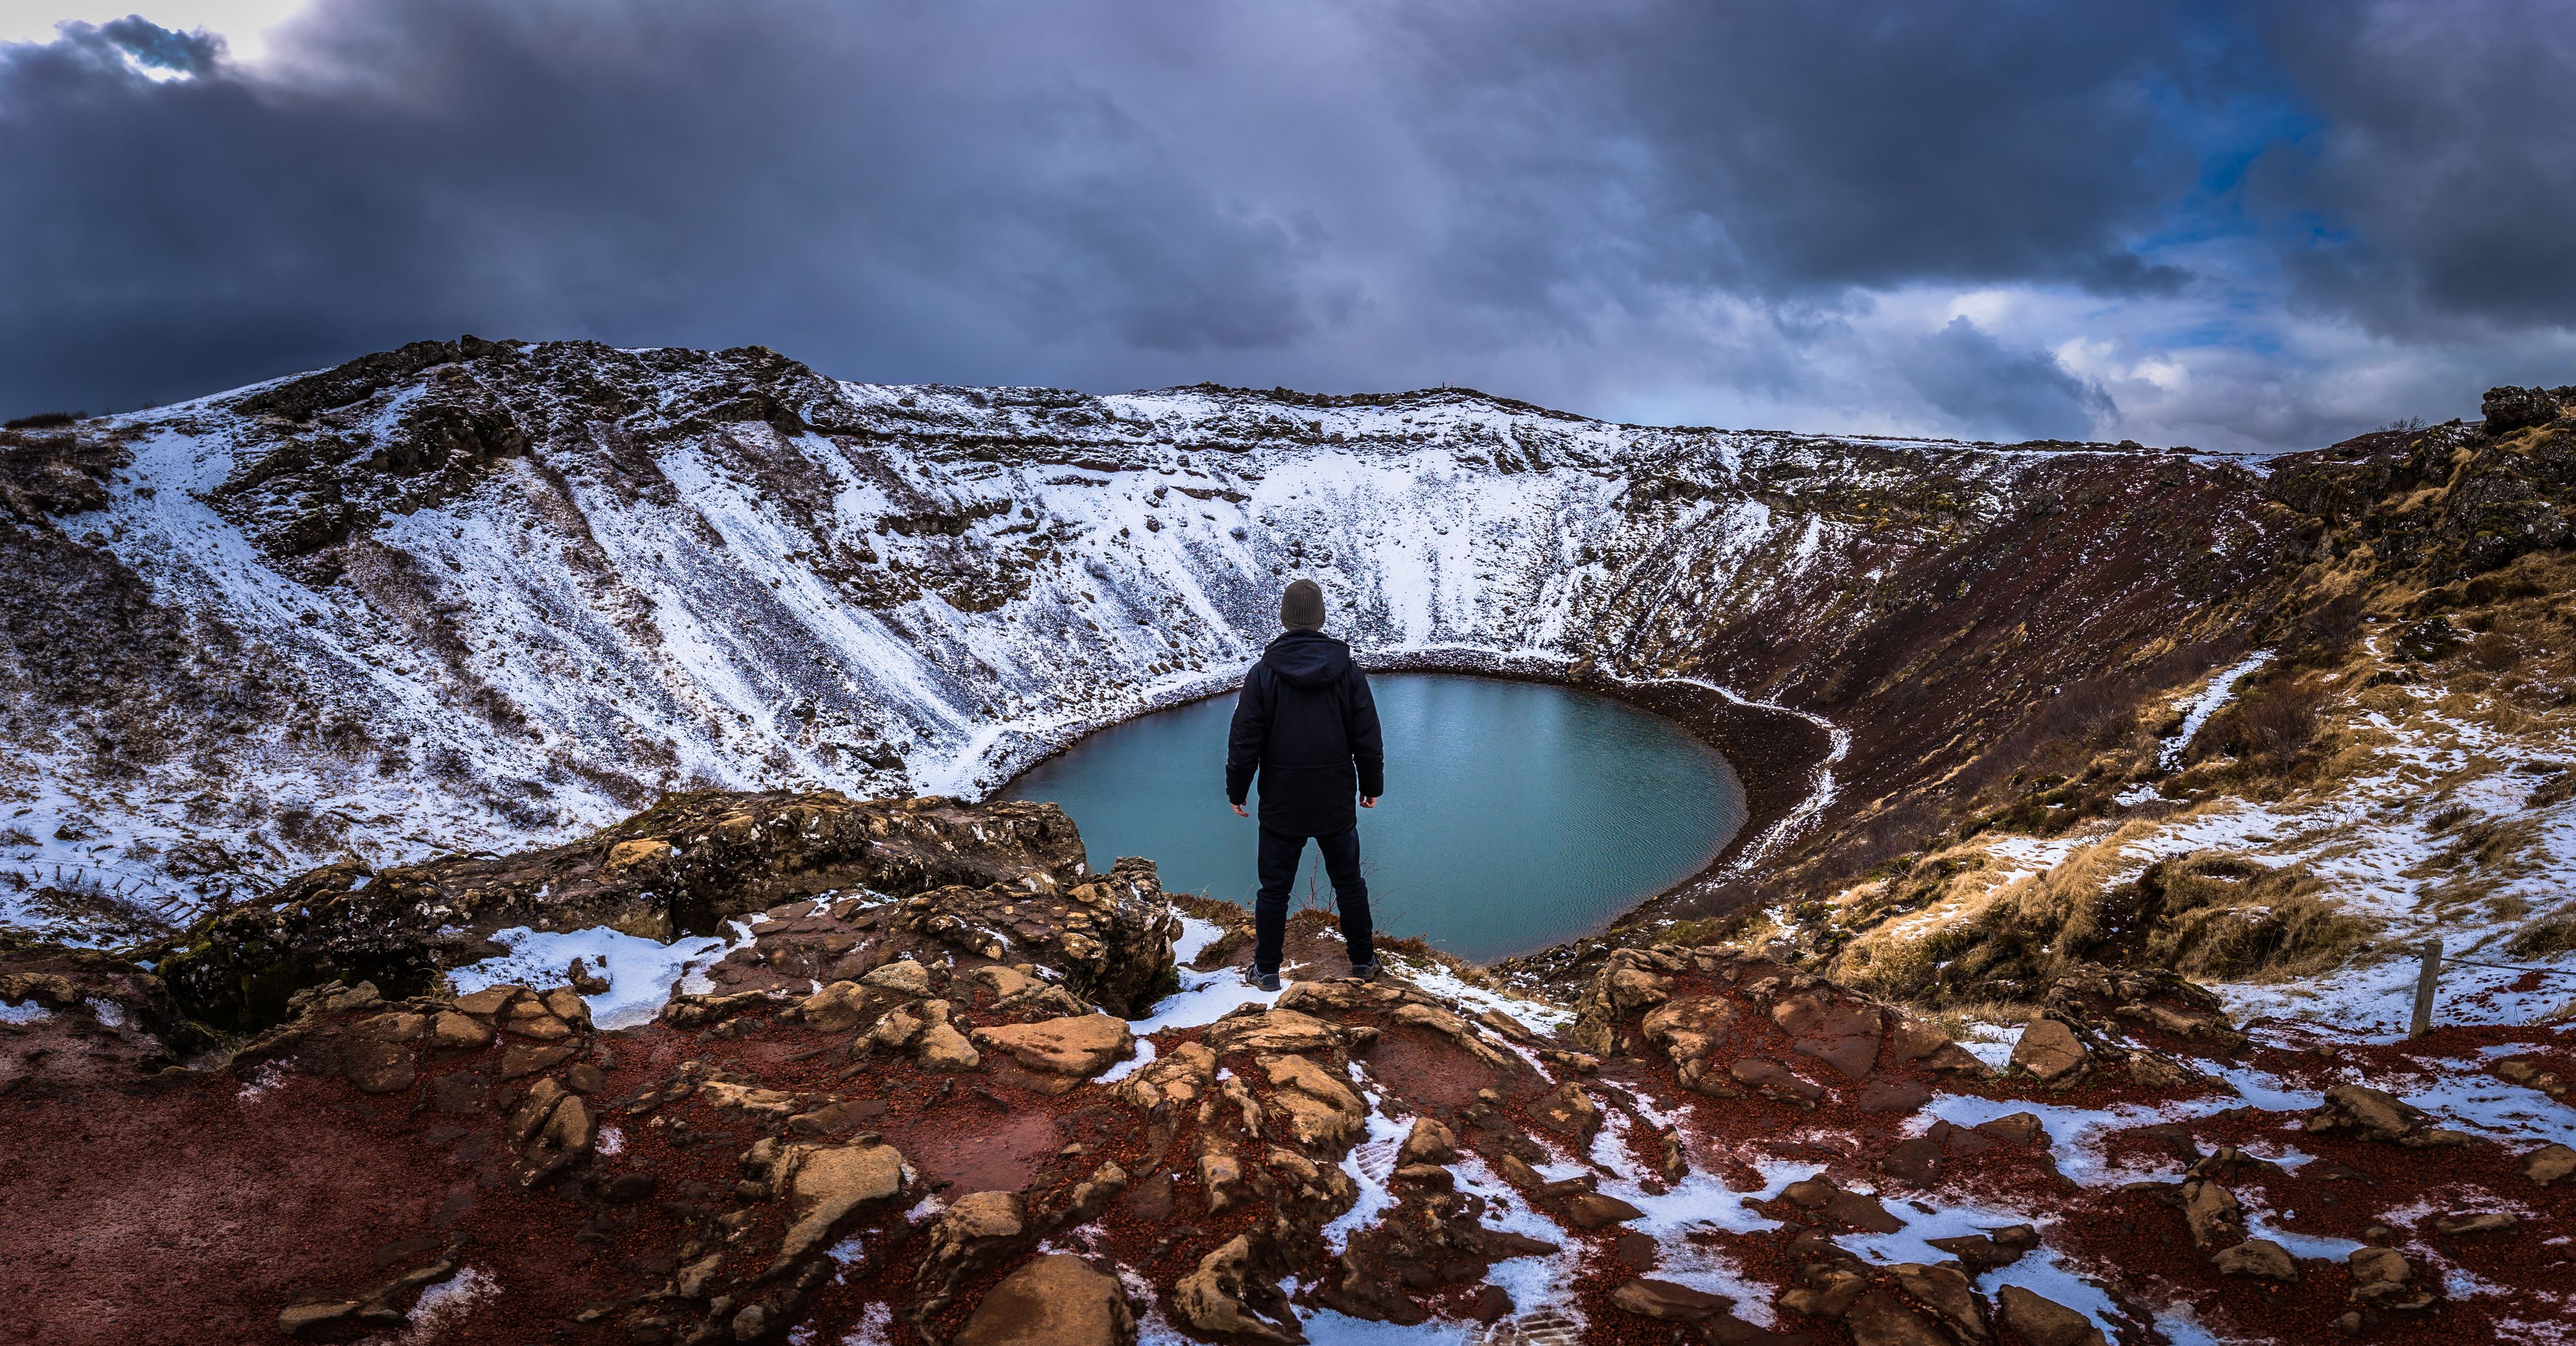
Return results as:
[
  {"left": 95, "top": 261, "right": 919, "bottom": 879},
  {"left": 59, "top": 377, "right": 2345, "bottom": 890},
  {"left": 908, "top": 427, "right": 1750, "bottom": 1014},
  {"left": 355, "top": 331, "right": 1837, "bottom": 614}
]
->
[{"left": 1226, "top": 632, "right": 1385, "bottom": 836}]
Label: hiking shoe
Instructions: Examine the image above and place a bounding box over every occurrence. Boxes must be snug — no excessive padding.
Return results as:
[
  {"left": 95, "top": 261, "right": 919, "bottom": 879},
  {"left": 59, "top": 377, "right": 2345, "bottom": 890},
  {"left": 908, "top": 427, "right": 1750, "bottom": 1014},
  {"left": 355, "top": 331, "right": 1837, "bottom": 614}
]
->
[
  {"left": 1254, "top": 970, "right": 1282, "bottom": 993},
  {"left": 1349, "top": 960, "right": 1379, "bottom": 981}
]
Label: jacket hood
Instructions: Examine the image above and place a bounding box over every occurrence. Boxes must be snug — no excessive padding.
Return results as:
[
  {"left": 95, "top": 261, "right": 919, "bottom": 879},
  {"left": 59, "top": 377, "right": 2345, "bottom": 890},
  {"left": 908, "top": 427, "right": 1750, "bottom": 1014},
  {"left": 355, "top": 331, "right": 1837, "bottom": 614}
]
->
[{"left": 1261, "top": 630, "right": 1352, "bottom": 690}]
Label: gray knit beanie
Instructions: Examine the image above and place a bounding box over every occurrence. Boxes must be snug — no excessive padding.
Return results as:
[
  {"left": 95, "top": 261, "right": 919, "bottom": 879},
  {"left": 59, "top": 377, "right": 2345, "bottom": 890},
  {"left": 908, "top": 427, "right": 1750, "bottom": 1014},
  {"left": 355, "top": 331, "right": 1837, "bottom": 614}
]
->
[{"left": 1280, "top": 579, "right": 1325, "bottom": 632}]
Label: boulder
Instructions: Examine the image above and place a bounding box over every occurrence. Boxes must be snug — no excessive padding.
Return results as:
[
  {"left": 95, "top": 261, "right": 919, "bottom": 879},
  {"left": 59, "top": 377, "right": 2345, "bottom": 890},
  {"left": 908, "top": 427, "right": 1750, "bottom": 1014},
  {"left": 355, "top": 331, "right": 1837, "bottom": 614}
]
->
[
  {"left": 1558, "top": 1192, "right": 1646, "bottom": 1229},
  {"left": 1880, "top": 1137, "right": 1942, "bottom": 1186},
  {"left": 541, "top": 987, "right": 588, "bottom": 1026},
  {"left": 1399, "top": 1116, "right": 1458, "bottom": 1166},
  {"left": 1843, "top": 1289, "right": 1953, "bottom": 1346},
  {"left": 863, "top": 960, "right": 941, "bottom": 999},
  {"left": 2432, "top": 1211, "right": 2518, "bottom": 1235},
  {"left": 2483, "top": 385, "right": 2561, "bottom": 433},
  {"left": 2212, "top": 1238, "right": 2296, "bottom": 1281},
  {"left": 505, "top": 1077, "right": 571, "bottom": 1148},
  {"left": 1923, "top": 1231, "right": 2029, "bottom": 1272},
  {"left": 1385, "top": 1002, "right": 1509, "bottom": 1066},
  {"left": 1276, "top": 980, "right": 1403, "bottom": 1015},
  {"left": 1772, "top": 993, "right": 1884, "bottom": 1080},
  {"left": 1890, "top": 1262, "right": 1988, "bottom": 1341},
  {"left": 698, "top": 1080, "right": 801, "bottom": 1117},
  {"left": 1886, "top": 1015, "right": 1992, "bottom": 1076},
  {"left": 1173, "top": 1235, "right": 1303, "bottom": 1345},
  {"left": 777, "top": 1141, "right": 908, "bottom": 1261},
  {"left": 1974, "top": 1112, "right": 2047, "bottom": 1147},
  {"left": 2347, "top": 1246, "right": 2417, "bottom": 1306},
  {"left": 2007, "top": 1017, "right": 2087, "bottom": 1084},
  {"left": 341, "top": 1037, "right": 415, "bottom": 1094},
  {"left": 917, "top": 1021, "right": 983, "bottom": 1072},
  {"left": 455, "top": 986, "right": 521, "bottom": 1017},
  {"left": 1257, "top": 1054, "right": 1365, "bottom": 1149},
  {"left": 2180, "top": 1179, "right": 2245, "bottom": 1250},
  {"left": 1120, "top": 1042, "right": 1218, "bottom": 1115},
  {"left": 566, "top": 957, "right": 610, "bottom": 995},
  {"left": 498, "top": 1040, "right": 577, "bottom": 1079},
  {"left": 428, "top": 1010, "right": 493, "bottom": 1050},
  {"left": 1199, "top": 1152, "right": 1244, "bottom": 1213},
  {"left": 948, "top": 1194, "right": 1025, "bottom": 1251},
  {"left": 2521, "top": 1142, "right": 2575, "bottom": 1187},
  {"left": 1390, "top": 1163, "right": 1453, "bottom": 1191},
  {"left": 1780, "top": 1178, "right": 1904, "bottom": 1233},
  {"left": 971, "top": 1014, "right": 1134, "bottom": 1079},
  {"left": 1730, "top": 1056, "right": 1824, "bottom": 1105},
  {"left": 1609, "top": 1278, "right": 1731, "bottom": 1321},
  {"left": 1993, "top": 1286, "right": 2105, "bottom": 1346},
  {"left": 1529, "top": 1083, "right": 1601, "bottom": 1144},
  {"left": 955, "top": 1253, "right": 1135, "bottom": 1346},
  {"left": 517, "top": 1092, "right": 593, "bottom": 1187},
  {"left": 1606, "top": 964, "right": 1673, "bottom": 1011},
  {"left": 1642, "top": 997, "right": 1737, "bottom": 1054},
  {"left": 799, "top": 980, "right": 871, "bottom": 1033},
  {"left": 1854, "top": 1076, "right": 1931, "bottom": 1113},
  {"left": 2304, "top": 1083, "right": 2468, "bottom": 1147},
  {"left": 867, "top": 1005, "right": 927, "bottom": 1051}
]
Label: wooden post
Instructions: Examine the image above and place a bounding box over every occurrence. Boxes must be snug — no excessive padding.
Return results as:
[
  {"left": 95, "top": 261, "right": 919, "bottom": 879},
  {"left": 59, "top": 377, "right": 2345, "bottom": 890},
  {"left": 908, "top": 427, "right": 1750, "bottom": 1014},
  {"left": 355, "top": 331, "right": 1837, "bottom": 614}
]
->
[{"left": 2408, "top": 938, "right": 2443, "bottom": 1039}]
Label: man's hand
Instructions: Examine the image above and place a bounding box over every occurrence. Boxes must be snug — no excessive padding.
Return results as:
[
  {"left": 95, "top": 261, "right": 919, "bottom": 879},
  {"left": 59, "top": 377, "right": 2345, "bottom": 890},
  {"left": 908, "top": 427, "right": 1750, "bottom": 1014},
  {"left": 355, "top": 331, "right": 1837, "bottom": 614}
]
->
[
  {"left": 1232, "top": 803, "right": 1249, "bottom": 818},
  {"left": 1360, "top": 796, "right": 1377, "bottom": 808}
]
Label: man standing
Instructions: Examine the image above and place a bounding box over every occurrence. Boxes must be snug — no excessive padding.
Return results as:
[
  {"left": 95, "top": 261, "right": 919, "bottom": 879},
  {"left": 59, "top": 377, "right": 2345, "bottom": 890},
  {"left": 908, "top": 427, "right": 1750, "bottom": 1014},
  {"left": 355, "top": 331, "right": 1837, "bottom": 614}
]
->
[{"left": 1226, "top": 578, "right": 1383, "bottom": 991}]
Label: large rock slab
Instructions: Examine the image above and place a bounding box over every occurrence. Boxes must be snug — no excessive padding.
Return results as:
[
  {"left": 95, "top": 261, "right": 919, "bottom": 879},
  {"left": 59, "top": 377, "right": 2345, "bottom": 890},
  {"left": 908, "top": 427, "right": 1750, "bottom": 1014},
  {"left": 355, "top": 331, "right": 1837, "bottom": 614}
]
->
[
  {"left": 1772, "top": 993, "right": 1883, "bottom": 1080},
  {"left": 1205, "top": 1008, "right": 1342, "bottom": 1056},
  {"left": 1994, "top": 1286, "right": 2105, "bottom": 1346},
  {"left": 971, "top": 1013, "right": 1134, "bottom": 1079},
  {"left": 955, "top": 1253, "right": 1136, "bottom": 1346},
  {"left": 779, "top": 1140, "right": 909, "bottom": 1261}
]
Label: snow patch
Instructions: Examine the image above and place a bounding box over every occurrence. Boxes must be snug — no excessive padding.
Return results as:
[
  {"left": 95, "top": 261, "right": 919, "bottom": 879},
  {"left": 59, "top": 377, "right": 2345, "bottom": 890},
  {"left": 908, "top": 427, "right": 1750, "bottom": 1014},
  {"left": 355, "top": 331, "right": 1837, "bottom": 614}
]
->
[
  {"left": 1172, "top": 913, "right": 1226, "bottom": 964},
  {"left": 448, "top": 923, "right": 753, "bottom": 1029},
  {"left": 1127, "top": 965, "right": 1285, "bottom": 1034},
  {"left": 2160, "top": 653, "right": 2273, "bottom": 770}
]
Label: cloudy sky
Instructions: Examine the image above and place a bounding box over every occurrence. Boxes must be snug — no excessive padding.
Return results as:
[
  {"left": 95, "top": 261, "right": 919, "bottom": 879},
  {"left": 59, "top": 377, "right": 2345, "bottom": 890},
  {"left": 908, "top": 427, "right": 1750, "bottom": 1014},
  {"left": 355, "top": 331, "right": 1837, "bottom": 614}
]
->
[{"left": 3, "top": 1, "right": 2572, "bottom": 449}]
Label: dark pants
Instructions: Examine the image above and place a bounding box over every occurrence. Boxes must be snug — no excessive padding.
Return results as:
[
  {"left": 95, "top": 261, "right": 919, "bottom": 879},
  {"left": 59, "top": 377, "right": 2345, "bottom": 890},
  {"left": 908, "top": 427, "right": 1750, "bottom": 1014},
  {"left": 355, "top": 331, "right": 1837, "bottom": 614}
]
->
[{"left": 1253, "top": 824, "right": 1374, "bottom": 974}]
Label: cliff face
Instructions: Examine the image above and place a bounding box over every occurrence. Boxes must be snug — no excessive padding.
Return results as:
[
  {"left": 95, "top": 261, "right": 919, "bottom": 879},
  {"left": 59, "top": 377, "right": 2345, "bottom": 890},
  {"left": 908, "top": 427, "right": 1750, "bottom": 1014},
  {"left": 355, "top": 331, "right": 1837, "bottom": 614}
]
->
[{"left": 0, "top": 339, "right": 2298, "bottom": 936}]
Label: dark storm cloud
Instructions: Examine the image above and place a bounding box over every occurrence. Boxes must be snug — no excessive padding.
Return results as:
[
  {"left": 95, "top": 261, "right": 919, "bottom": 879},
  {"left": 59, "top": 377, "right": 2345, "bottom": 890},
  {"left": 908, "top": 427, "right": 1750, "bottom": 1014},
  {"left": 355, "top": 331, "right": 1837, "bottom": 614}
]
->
[
  {"left": 0, "top": 1, "right": 2570, "bottom": 447},
  {"left": 2248, "top": 2, "right": 2576, "bottom": 332},
  {"left": 1897, "top": 318, "right": 2117, "bottom": 441},
  {"left": 1390, "top": 1, "right": 2200, "bottom": 302}
]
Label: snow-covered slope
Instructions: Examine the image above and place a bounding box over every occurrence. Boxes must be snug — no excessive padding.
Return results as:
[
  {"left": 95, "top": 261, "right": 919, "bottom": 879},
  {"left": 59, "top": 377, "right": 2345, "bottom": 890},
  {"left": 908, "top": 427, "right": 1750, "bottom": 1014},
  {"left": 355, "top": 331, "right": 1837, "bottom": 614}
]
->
[{"left": 0, "top": 339, "right": 2287, "bottom": 936}]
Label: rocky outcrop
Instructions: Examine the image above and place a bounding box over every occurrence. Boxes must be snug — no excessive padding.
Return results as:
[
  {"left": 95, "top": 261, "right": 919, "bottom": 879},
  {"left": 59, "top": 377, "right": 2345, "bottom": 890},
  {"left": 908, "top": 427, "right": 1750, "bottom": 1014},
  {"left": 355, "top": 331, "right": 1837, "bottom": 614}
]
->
[
  {"left": 148, "top": 793, "right": 1177, "bottom": 1030},
  {"left": 2305, "top": 1083, "right": 2477, "bottom": 1147},
  {"left": 1573, "top": 944, "right": 1978, "bottom": 1113}
]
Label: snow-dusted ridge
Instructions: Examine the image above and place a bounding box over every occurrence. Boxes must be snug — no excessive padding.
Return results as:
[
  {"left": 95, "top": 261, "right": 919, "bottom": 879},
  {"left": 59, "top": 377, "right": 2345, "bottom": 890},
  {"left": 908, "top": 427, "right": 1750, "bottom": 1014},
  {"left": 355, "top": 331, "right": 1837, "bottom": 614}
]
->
[{"left": 0, "top": 340, "right": 2272, "bottom": 936}]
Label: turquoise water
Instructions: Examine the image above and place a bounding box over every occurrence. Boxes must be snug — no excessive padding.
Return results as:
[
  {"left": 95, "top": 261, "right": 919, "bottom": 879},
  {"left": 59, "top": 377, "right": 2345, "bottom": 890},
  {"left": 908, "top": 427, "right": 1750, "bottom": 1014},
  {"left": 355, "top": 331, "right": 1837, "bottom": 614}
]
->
[{"left": 998, "top": 673, "right": 1747, "bottom": 962}]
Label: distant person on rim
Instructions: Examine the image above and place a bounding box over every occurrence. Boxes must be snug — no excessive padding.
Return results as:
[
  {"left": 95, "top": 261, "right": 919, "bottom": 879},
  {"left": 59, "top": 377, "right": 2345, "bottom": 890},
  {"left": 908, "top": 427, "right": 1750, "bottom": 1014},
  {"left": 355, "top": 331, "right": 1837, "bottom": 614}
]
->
[{"left": 1226, "top": 577, "right": 1383, "bottom": 991}]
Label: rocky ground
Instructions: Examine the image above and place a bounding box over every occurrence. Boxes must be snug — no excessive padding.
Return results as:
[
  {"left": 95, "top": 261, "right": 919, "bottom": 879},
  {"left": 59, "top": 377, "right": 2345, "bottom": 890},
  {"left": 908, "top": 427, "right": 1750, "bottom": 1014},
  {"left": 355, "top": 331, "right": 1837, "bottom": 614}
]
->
[{"left": 3, "top": 799, "right": 2570, "bottom": 1345}]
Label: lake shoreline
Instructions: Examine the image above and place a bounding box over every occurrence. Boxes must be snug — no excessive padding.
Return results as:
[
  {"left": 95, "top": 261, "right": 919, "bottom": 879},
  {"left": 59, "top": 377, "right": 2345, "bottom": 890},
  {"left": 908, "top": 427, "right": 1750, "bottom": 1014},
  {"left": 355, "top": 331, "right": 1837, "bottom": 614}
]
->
[{"left": 986, "top": 647, "right": 1835, "bottom": 962}]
